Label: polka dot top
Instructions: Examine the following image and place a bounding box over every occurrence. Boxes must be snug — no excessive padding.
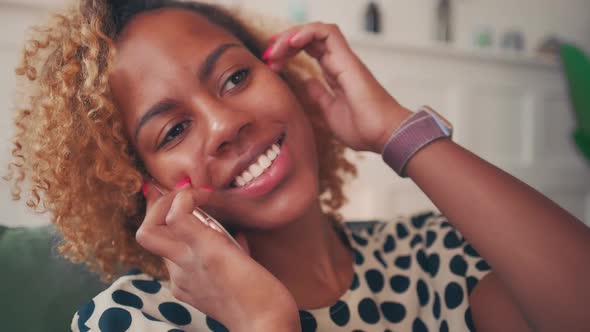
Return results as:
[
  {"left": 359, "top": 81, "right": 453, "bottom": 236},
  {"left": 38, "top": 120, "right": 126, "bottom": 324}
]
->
[{"left": 72, "top": 211, "right": 492, "bottom": 331}]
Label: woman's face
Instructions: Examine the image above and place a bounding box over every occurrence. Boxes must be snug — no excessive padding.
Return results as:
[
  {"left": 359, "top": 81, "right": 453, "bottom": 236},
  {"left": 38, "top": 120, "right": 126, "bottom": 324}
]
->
[{"left": 110, "top": 9, "right": 320, "bottom": 231}]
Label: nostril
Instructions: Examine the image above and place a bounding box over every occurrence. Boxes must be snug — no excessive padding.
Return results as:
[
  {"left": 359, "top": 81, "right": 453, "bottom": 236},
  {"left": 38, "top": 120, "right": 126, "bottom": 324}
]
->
[{"left": 217, "top": 141, "right": 231, "bottom": 153}]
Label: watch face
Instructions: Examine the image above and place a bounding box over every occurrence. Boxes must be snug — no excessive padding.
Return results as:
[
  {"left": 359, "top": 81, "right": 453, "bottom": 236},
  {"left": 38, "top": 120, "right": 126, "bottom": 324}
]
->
[{"left": 422, "top": 106, "right": 453, "bottom": 137}]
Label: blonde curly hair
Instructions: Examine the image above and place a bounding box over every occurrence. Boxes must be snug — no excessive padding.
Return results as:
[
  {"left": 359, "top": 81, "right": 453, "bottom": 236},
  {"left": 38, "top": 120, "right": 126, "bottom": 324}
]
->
[{"left": 4, "top": 0, "right": 356, "bottom": 282}]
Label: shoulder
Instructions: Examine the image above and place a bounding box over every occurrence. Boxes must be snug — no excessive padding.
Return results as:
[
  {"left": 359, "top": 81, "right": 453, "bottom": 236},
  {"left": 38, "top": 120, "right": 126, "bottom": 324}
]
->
[{"left": 71, "top": 269, "right": 208, "bottom": 331}]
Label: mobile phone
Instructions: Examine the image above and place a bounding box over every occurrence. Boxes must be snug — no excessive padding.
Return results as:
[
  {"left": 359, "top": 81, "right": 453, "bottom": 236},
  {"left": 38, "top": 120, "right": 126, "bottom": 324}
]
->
[{"left": 151, "top": 183, "right": 242, "bottom": 250}]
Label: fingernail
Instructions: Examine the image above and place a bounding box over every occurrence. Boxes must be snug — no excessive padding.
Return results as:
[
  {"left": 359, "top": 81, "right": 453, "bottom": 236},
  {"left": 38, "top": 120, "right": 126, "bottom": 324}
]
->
[
  {"left": 142, "top": 183, "right": 149, "bottom": 197},
  {"left": 262, "top": 45, "right": 273, "bottom": 60},
  {"left": 287, "top": 33, "right": 297, "bottom": 43},
  {"left": 200, "top": 186, "right": 215, "bottom": 191},
  {"left": 269, "top": 34, "right": 279, "bottom": 42},
  {"left": 265, "top": 60, "right": 273, "bottom": 67},
  {"left": 175, "top": 177, "right": 191, "bottom": 189}
]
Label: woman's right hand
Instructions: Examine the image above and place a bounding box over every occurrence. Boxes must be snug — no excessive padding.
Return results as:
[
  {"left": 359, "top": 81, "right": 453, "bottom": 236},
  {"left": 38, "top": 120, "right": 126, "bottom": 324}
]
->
[{"left": 136, "top": 180, "right": 300, "bottom": 331}]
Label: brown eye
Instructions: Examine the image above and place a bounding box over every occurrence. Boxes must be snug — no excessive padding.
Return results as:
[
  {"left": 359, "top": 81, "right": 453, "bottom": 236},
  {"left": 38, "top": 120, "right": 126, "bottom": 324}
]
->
[
  {"left": 159, "top": 120, "right": 191, "bottom": 149},
  {"left": 222, "top": 68, "right": 249, "bottom": 93}
]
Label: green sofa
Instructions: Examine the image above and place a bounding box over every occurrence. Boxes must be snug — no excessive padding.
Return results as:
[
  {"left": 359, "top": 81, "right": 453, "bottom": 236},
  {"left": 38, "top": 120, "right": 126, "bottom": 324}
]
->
[{"left": 0, "top": 225, "right": 108, "bottom": 332}]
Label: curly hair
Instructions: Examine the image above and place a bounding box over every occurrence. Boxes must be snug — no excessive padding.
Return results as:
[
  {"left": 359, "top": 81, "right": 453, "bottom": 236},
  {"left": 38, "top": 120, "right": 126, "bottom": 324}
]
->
[{"left": 4, "top": 0, "right": 357, "bottom": 282}]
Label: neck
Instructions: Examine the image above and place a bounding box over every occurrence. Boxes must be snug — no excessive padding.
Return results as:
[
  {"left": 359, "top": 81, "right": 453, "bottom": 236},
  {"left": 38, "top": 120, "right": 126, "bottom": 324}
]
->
[{"left": 245, "top": 201, "right": 353, "bottom": 309}]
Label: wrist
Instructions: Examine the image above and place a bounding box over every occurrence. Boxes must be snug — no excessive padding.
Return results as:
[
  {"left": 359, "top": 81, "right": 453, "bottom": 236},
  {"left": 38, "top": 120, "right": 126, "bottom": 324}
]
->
[{"left": 372, "top": 105, "right": 413, "bottom": 154}]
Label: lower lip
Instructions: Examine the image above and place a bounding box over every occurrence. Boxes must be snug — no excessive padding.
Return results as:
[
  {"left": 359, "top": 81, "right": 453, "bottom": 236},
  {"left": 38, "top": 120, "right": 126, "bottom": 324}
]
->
[{"left": 227, "top": 140, "right": 292, "bottom": 197}]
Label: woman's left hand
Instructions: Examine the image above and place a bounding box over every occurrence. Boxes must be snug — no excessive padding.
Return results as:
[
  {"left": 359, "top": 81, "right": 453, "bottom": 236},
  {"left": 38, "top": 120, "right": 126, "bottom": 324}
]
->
[{"left": 264, "top": 22, "right": 412, "bottom": 153}]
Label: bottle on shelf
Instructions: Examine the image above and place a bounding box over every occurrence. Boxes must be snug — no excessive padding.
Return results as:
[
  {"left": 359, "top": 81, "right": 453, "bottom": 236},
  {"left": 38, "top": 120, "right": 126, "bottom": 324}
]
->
[{"left": 364, "top": 1, "right": 382, "bottom": 34}]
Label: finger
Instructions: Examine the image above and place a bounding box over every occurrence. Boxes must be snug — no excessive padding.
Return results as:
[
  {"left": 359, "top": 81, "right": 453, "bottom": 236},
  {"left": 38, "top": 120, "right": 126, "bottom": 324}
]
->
[
  {"left": 136, "top": 179, "right": 192, "bottom": 260},
  {"left": 304, "top": 78, "right": 357, "bottom": 136},
  {"left": 165, "top": 188, "right": 219, "bottom": 252},
  {"left": 135, "top": 222, "right": 189, "bottom": 263},
  {"left": 304, "top": 78, "right": 337, "bottom": 115}
]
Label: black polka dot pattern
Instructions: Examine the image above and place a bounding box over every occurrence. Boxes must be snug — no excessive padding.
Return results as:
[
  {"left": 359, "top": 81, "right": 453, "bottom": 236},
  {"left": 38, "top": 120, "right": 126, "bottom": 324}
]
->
[
  {"left": 443, "top": 230, "right": 463, "bottom": 249},
  {"left": 410, "top": 234, "right": 423, "bottom": 248},
  {"left": 73, "top": 215, "right": 491, "bottom": 332},
  {"left": 413, "top": 317, "right": 429, "bottom": 332},
  {"left": 416, "top": 279, "right": 430, "bottom": 306},
  {"left": 143, "top": 312, "right": 160, "bottom": 321},
  {"left": 390, "top": 275, "right": 410, "bottom": 293},
  {"left": 365, "top": 269, "right": 385, "bottom": 293},
  {"left": 450, "top": 255, "right": 468, "bottom": 277},
  {"left": 396, "top": 223, "right": 409, "bottom": 239},
  {"left": 350, "top": 273, "right": 360, "bottom": 290},
  {"left": 132, "top": 279, "right": 162, "bottom": 294},
  {"left": 299, "top": 310, "right": 318, "bottom": 332},
  {"left": 426, "top": 230, "right": 437, "bottom": 248},
  {"left": 77, "top": 300, "right": 94, "bottom": 332},
  {"left": 394, "top": 255, "right": 411, "bottom": 269},
  {"left": 373, "top": 250, "right": 388, "bottom": 268},
  {"left": 476, "top": 259, "right": 491, "bottom": 271},
  {"left": 329, "top": 301, "right": 350, "bottom": 326},
  {"left": 159, "top": 302, "right": 192, "bottom": 325},
  {"left": 98, "top": 308, "right": 132, "bottom": 332},
  {"left": 358, "top": 298, "right": 380, "bottom": 324},
  {"left": 206, "top": 316, "right": 229, "bottom": 332},
  {"left": 444, "top": 282, "right": 464, "bottom": 310},
  {"left": 381, "top": 301, "right": 406, "bottom": 323},
  {"left": 411, "top": 212, "right": 433, "bottom": 229},
  {"left": 383, "top": 235, "right": 396, "bottom": 252},
  {"left": 112, "top": 290, "right": 143, "bottom": 309},
  {"left": 433, "top": 292, "right": 441, "bottom": 319}
]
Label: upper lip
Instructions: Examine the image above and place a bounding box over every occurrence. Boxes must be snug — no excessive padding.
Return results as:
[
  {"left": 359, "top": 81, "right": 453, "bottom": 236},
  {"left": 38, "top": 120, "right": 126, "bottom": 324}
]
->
[{"left": 221, "top": 132, "right": 283, "bottom": 189}]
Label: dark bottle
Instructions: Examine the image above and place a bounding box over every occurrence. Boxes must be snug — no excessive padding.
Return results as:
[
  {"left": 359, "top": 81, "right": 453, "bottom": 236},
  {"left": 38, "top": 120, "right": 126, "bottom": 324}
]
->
[
  {"left": 364, "top": 2, "right": 381, "bottom": 34},
  {"left": 435, "top": 0, "right": 453, "bottom": 42}
]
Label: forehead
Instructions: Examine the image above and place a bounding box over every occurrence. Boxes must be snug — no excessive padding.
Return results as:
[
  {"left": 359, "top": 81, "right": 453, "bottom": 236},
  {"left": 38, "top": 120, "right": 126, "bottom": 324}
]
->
[{"left": 112, "top": 8, "right": 240, "bottom": 77}]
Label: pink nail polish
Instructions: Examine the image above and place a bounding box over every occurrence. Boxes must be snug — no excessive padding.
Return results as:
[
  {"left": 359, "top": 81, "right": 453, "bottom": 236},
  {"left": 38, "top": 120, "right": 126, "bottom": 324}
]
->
[
  {"left": 175, "top": 177, "right": 191, "bottom": 189},
  {"left": 287, "top": 33, "right": 297, "bottom": 43},
  {"left": 200, "top": 186, "right": 214, "bottom": 191},
  {"left": 142, "top": 183, "right": 149, "bottom": 197},
  {"left": 262, "top": 45, "right": 273, "bottom": 60}
]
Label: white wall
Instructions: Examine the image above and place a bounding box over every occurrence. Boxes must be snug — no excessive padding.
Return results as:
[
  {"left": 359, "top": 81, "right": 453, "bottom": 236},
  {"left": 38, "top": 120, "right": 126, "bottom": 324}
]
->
[
  {"left": 1, "top": 0, "right": 590, "bottom": 226},
  {"left": 233, "top": 0, "right": 590, "bottom": 54}
]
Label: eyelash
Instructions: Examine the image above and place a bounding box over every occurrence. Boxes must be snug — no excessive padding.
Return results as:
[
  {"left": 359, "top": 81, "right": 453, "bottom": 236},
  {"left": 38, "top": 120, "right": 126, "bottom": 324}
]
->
[
  {"left": 159, "top": 120, "right": 191, "bottom": 149},
  {"left": 222, "top": 68, "right": 250, "bottom": 94}
]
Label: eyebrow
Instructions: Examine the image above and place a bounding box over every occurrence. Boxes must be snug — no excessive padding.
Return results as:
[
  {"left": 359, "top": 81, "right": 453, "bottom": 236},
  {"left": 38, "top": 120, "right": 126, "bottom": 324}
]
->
[{"left": 134, "top": 42, "right": 243, "bottom": 141}]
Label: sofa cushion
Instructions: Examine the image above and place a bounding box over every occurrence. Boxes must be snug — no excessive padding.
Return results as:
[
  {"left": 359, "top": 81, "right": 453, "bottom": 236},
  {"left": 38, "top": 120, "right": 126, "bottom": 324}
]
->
[{"left": 0, "top": 225, "right": 108, "bottom": 331}]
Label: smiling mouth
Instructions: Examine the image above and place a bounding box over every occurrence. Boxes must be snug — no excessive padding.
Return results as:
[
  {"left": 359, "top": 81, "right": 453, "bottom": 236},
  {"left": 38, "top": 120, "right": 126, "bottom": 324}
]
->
[{"left": 229, "top": 133, "right": 286, "bottom": 188}]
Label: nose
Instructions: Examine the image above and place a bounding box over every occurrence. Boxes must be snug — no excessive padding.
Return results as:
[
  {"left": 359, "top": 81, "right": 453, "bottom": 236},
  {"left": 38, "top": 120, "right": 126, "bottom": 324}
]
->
[{"left": 195, "top": 97, "right": 253, "bottom": 156}]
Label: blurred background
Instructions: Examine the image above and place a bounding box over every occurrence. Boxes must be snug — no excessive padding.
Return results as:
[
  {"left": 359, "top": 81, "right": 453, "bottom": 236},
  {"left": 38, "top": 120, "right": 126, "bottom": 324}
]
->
[
  {"left": 1, "top": 0, "right": 590, "bottom": 227},
  {"left": 2, "top": 1, "right": 590, "bottom": 330}
]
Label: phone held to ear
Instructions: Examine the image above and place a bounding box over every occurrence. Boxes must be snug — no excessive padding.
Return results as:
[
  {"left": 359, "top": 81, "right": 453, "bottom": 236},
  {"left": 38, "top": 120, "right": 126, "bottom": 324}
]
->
[{"left": 151, "top": 183, "right": 243, "bottom": 251}]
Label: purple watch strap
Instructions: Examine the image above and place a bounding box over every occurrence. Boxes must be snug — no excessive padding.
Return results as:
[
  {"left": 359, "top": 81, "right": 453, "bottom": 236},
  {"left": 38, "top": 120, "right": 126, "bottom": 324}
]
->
[{"left": 382, "top": 110, "right": 448, "bottom": 177}]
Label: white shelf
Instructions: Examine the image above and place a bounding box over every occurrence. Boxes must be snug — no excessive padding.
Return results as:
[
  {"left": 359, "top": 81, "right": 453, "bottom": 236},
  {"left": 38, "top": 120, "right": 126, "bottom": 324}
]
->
[{"left": 349, "top": 35, "right": 560, "bottom": 70}]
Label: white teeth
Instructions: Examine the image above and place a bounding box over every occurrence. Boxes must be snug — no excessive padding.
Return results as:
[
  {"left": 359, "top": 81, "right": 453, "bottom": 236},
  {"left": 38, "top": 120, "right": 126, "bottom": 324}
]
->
[
  {"left": 249, "top": 164, "right": 263, "bottom": 177},
  {"left": 236, "top": 175, "right": 246, "bottom": 187},
  {"left": 267, "top": 148, "right": 278, "bottom": 160},
  {"left": 233, "top": 142, "right": 282, "bottom": 187},
  {"left": 258, "top": 155, "right": 271, "bottom": 168},
  {"left": 242, "top": 171, "right": 253, "bottom": 182}
]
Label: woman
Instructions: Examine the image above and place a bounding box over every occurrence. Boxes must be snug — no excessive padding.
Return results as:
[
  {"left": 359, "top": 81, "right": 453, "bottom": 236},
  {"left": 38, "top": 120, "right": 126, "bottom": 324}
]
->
[{"left": 6, "top": 0, "right": 590, "bottom": 331}]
